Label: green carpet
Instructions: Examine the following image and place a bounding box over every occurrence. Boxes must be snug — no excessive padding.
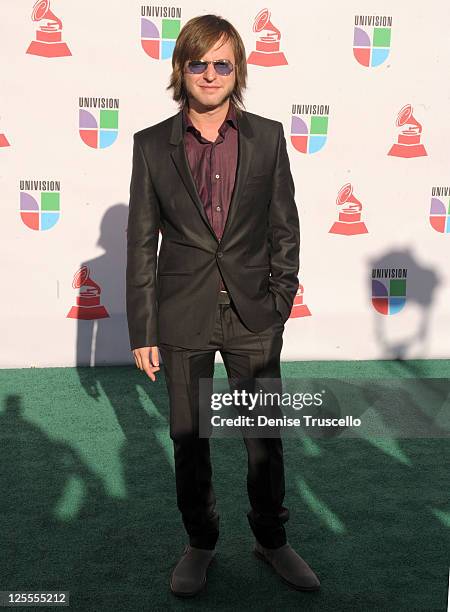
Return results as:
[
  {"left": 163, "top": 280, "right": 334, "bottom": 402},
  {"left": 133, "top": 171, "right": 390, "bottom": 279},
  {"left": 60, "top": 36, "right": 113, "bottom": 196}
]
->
[{"left": 0, "top": 360, "right": 448, "bottom": 611}]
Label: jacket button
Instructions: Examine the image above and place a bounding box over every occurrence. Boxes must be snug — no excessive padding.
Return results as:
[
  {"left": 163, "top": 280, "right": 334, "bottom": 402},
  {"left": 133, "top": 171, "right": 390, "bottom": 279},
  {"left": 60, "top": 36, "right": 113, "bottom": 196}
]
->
[{"left": 217, "top": 251, "right": 223, "bottom": 258}]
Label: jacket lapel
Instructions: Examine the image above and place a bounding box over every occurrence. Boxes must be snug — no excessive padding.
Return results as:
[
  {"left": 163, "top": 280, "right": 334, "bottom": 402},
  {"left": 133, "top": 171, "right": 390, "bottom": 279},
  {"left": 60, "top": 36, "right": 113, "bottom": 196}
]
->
[{"left": 169, "top": 107, "right": 255, "bottom": 244}]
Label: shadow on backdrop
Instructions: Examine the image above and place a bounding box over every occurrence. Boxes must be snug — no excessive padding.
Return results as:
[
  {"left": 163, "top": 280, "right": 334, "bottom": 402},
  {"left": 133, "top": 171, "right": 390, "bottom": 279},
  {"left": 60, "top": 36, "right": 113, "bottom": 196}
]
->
[{"left": 368, "top": 248, "right": 440, "bottom": 359}]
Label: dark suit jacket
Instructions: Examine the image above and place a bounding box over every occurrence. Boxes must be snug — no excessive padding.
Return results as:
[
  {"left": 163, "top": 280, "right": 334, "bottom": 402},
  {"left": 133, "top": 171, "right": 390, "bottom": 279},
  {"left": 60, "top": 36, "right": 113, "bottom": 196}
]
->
[{"left": 126, "top": 108, "right": 300, "bottom": 350}]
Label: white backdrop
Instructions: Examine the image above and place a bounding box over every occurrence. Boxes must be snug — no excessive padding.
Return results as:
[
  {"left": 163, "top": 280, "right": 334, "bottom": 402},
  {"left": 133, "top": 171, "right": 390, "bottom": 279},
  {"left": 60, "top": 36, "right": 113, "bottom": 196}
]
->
[{"left": 2, "top": 0, "right": 450, "bottom": 367}]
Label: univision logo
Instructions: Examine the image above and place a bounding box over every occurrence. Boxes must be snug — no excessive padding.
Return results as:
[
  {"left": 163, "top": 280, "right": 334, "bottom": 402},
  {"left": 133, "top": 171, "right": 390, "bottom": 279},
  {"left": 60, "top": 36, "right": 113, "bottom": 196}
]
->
[
  {"left": 140, "top": 6, "right": 181, "bottom": 59},
  {"left": 371, "top": 268, "right": 407, "bottom": 315},
  {"left": 430, "top": 187, "right": 450, "bottom": 234},
  {"left": 353, "top": 15, "right": 392, "bottom": 67},
  {"left": 20, "top": 179, "right": 60, "bottom": 231},
  {"left": 79, "top": 97, "right": 119, "bottom": 149},
  {"left": 290, "top": 104, "right": 329, "bottom": 154}
]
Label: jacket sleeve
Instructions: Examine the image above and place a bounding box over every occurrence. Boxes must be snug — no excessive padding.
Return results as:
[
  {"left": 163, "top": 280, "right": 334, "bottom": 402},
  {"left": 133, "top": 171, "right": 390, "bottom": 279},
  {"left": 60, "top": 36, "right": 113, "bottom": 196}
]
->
[
  {"left": 126, "top": 132, "right": 161, "bottom": 350},
  {"left": 268, "top": 122, "right": 300, "bottom": 322}
]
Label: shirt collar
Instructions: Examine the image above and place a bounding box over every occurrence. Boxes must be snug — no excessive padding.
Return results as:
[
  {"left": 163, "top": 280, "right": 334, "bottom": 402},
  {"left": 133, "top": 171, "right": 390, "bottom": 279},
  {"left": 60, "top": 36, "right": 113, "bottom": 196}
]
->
[{"left": 182, "top": 102, "right": 238, "bottom": 136}]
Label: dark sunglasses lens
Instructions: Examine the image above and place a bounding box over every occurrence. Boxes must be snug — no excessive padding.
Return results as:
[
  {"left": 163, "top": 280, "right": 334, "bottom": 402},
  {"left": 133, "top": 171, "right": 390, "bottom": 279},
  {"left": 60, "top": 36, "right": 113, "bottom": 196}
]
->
[
  {"left": 214, "top": 61, "right": 232, "bottom": 75},
  {"left": 187, "top": 61, "right": 233, "bottom": 75},
  {"left": 188, "top": 61, "right": 207, "bottom": 73}
]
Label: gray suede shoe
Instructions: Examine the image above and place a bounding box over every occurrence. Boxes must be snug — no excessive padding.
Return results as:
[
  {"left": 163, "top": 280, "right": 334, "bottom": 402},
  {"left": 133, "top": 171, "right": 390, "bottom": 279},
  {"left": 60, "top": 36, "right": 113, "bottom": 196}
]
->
[
  {"left": 254, "top": 541, "right": 320, "bottom": 591},
  {"left": 170, "top": 544, "right": 216, "bottom": 597}
]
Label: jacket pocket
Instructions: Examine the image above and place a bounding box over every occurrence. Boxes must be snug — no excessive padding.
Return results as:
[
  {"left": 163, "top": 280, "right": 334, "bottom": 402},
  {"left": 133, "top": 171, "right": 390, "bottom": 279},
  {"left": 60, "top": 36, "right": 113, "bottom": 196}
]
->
[
  {"left": 244, "top": 264, "right": 270, "bottom": 269},
  {"left": 158, "top": 271, "right": 192, "bottom": 276},
  {"left": 247, "top": 173, "right": 269, "bottom": 182}
]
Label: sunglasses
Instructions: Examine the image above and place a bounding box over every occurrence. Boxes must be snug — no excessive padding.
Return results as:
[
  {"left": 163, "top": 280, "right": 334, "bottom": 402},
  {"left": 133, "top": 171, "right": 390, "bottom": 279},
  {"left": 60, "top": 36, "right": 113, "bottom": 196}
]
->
[{"left": 186, "top": 60, "right": 235, "bottom": 76}]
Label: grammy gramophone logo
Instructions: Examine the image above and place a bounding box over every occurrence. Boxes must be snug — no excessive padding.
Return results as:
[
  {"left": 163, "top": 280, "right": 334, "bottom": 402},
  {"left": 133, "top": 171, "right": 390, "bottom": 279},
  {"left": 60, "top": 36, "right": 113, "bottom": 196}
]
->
[
  {"left": 388, "top": 104, "right": 427, "bottom": 158},
  {"left": 140, "top": 5, "right": 181, "bottom": 59},
  {"left": 67, "top": 266, "right": 109, "bottom": 320},
  {"left": 26, "top": 0, "right": 71, "bottom": 58},
  {"left": 290, "top": 284, "right": 311, "bottom": 318},
  {"left": 353, "top": 15, "right": 392, "bottom": 67},
  {"left": 329, "top": 184, "right": 368, "bottom": 236},
  {"left": 247, "top": 8, "right": 287, "bottom": 67}
]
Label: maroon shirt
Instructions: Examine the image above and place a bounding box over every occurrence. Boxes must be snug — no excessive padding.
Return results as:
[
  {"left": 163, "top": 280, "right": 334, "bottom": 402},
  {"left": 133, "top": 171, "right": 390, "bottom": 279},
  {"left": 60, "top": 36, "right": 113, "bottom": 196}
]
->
[{"left": 182, "top": 103, "right": 238, "bottom": 291}]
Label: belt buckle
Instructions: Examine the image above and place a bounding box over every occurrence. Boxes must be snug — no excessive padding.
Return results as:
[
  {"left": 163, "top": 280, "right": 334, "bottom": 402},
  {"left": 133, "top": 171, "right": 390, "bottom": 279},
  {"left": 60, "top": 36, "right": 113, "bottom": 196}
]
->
[{"left": 218, "top": 289, "right": 230, "bottom": 304}]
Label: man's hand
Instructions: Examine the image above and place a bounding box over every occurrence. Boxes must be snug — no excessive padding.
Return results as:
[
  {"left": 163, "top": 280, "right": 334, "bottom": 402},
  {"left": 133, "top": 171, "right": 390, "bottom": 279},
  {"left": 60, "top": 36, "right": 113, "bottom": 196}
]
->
[{"left": 132, "top": 346, "right": 160, "bottom": 381}]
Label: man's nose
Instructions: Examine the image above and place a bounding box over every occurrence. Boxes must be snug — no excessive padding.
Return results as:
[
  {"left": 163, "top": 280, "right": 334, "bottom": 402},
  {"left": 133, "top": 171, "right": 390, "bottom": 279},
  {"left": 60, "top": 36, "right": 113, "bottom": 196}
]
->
[{"left": 203, "top": 63, "right": 216, "bottom": 80}]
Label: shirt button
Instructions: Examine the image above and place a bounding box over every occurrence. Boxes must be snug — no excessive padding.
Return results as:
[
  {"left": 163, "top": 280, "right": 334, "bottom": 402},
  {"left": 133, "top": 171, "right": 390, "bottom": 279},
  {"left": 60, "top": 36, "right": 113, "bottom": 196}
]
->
[
  {"left": 215, "top": 174, "right": 220, "bottom": 179},
  {"left": 217, "top": 251, "right": 223, "bottom": 258},
  {"left": 216, "top": 205, "right": 221, "bottom": 212}
]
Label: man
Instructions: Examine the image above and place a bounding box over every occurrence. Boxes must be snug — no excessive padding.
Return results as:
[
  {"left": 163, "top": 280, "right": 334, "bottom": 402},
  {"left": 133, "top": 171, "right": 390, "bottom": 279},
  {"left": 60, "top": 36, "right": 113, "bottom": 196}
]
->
[{"left": 126, "top": 14, "right": 320, "bottom": 597}]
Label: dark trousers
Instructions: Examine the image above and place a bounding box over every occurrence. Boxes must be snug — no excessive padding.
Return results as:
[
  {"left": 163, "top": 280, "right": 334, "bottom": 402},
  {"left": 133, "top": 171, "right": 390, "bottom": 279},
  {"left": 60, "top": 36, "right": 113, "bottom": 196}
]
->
[{"left": 158, "top": 292, "right": 289, "bottom": 550}]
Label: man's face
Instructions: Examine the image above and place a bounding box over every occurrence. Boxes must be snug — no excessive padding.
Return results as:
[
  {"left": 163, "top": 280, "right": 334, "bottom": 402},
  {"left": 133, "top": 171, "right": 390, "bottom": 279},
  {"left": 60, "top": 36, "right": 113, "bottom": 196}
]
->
[{"left": 183, "top": 36, "right": 236, "bottom": 111}]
